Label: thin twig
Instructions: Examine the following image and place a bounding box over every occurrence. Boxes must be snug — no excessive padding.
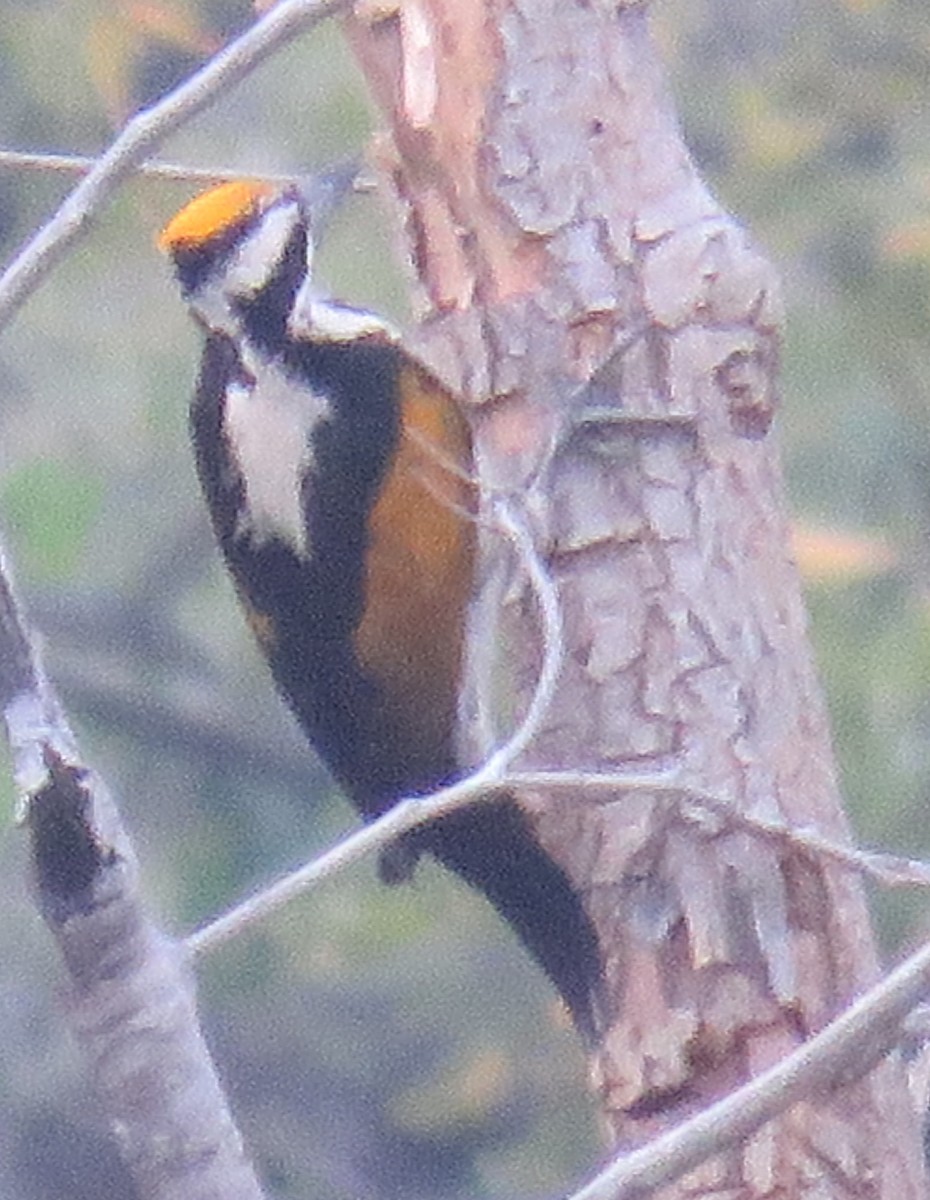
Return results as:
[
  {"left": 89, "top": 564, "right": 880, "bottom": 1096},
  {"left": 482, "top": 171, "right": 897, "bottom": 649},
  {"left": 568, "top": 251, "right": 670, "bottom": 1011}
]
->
[
  {"left": 185, "top": 774, "right": 503, "bottom": 956},
  {"left": 680, "top": 783, "right": 930, "bottom": 889},
  {"left": 566, "top": 935, "right": 930, "bottom": 1200},
  {"left": 481, "top": 496, "right": 565, "bottom": 775},
  {"left": 509, "top": 770, "right": 930, "bottom": 890},
  {"left": 0, "top": 0, "right": 352, "bottom": 333},
  {"left": 0, "top": 148, "right": 302, "bottom": 186},
  {"left": 185, "top": 768, "right": 681, "bottom": 957},
  {"left": 0, "top": 147, "right": 378, "bottom": 199}
]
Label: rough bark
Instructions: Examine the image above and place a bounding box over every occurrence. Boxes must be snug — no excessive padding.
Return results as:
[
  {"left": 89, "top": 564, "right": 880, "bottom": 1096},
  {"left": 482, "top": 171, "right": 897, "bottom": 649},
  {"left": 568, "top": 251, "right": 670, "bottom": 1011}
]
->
[
  {"left": 346, "top": 0, "right": 927, "bottom": 1194},
  {"left": 0, "top": 561, "right": 264, "bottom": 1200}
]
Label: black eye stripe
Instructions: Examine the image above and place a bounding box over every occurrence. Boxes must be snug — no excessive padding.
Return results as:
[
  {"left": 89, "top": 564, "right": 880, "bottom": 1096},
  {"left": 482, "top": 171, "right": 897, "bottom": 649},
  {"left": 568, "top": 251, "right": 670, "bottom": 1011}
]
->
[
  {"left": 232, "top": 222, "right": 308, "bottom": 352},
  {"left": 171, "top": 211, "right": 263, "bottom": 297}
]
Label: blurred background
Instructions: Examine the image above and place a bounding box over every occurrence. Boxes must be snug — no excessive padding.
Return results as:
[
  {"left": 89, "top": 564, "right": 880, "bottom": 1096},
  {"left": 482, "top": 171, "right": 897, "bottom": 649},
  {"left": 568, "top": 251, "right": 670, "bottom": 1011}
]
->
[{"left": 0, "top": 0, "right": 928, "bottom": 1196}]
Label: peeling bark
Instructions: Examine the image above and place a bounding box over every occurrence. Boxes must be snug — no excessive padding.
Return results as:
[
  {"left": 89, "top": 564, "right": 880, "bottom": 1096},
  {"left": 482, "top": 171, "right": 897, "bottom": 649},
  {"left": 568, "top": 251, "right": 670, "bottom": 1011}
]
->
[
  {"left": 346, "top": 0, "right": 926, "bottom": 1193},
  {"left": 0, "top": 565, "right": 264, "bottom": 1199}
]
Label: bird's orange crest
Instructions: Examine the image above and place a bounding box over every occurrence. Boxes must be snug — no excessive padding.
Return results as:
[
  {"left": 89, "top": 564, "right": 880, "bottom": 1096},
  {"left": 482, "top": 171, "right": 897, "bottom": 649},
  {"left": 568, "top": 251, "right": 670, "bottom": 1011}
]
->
[{"left": 158, "top": 180, "right": 277, "bottom": 252}]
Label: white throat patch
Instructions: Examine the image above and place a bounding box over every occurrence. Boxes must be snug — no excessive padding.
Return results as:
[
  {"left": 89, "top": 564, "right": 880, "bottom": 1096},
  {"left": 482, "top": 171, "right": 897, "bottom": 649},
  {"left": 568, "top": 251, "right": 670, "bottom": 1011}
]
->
[
  {"left": 289, "top": 272, "right": 398, "bottom": 343},
  {"left": 223, "top": 347, "right": 329, "bottom": 557}
]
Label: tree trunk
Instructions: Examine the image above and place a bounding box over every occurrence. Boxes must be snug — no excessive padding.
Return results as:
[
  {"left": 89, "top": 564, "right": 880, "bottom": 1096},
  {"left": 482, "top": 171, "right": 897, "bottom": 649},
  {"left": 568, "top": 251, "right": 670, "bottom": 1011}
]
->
[{"left": 345, "top": 0, "right": 926, "bottom": 1192}]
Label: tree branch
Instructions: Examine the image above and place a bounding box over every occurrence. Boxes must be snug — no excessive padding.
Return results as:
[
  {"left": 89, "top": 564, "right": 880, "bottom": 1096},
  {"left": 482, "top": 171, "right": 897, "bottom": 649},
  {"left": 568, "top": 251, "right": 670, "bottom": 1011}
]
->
[
  {"left": 0, "top": 549, "right": 265, "bottom": 1196},
  {"left": 568, "top": 935, "right": 930, "bottom": 1199},
  {"left": 0, "top": 148, "right": 301, "bottom": 185},
  {"left": 510, "top": 770, "right": 930, "bottom": 891},
  {"left": 345, "top": 0, "right": 926, "bottom": 1188}
]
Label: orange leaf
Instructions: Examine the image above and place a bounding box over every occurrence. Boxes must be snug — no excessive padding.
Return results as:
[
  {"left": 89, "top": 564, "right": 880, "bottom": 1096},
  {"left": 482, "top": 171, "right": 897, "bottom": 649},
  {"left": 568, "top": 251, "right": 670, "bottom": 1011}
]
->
[
  {"left": 791, "top": 522, "right": 897, "bottom": 583},
  {"left": 127, "top": 2, "right": 217, "bottom": 55},
  {"left": 85, "top": 2, "right": 216, "bottom": 125},
  {"left": 883, "top": 220, "right": 930, "bottom": 262}
]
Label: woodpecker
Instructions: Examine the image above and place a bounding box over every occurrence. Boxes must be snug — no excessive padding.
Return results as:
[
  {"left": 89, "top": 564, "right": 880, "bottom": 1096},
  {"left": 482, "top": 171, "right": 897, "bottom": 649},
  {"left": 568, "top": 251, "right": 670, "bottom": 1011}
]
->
[{"left": 159, "top": 179, "right": 601, "bottom": 1036}]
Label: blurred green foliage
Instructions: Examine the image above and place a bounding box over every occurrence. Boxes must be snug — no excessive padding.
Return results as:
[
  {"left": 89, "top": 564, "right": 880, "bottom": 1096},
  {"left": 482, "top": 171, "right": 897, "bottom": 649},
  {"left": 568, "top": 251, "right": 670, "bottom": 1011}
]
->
[
  {"left": 0, "top": 0, "right": 928, "bottom": 1197},
  {"left": 1, "top": 459, "right": 104, "bottom": 580}
]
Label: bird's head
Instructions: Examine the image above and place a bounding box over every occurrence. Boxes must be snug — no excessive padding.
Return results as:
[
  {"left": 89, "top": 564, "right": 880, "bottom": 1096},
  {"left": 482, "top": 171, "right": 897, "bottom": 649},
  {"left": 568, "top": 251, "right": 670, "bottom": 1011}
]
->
[{"left": 158, "top": 169, "right": 394, "bottom": 346}]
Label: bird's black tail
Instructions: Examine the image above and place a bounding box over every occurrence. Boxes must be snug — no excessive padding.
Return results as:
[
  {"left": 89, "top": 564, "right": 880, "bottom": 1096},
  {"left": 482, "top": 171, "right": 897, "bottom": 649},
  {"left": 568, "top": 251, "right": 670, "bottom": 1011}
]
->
[{"left": 411, "top": 798, "right": 602, "bottom": 1041}]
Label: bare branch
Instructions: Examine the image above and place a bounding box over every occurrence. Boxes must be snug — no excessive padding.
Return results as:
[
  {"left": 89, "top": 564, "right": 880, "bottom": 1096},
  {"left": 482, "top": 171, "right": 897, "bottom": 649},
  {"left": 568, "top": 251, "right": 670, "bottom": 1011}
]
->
[
  {"left": 0, "top": 549, "right": 265, "bottom": 1198},
  {"left": 510, "top": 771, "right": 930, "bottom": 890},
  {"left": 0, "top": 0, "right": 351, "bottom": 333},
  {"left": 0, "top": 148, "right": 302, "bottom": 185},
  {"left": 186, "top": 766, "right": 679, "bottom": 957},
  {"left": 192, "top": 755, "right": 930, "bottom": 962},
  {"left": 676, "top": 782, "right": 930, "bottom": 889},
  {"left": 567, "top": 935, "right": 930, "bottom": 1200},
  {"left": 0, "top": 147, "right": 379, "bottom": 197},
  {"left": 480, "top": 495, "right": 565, "bottom": 775}
]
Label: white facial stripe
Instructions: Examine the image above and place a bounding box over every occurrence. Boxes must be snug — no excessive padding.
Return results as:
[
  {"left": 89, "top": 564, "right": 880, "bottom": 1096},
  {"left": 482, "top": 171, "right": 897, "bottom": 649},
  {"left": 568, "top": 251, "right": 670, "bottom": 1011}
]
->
[
  {"left": 223, "top": 351, "right": 330, "bottom": 556},
  {"left": 226, "top": 199, "right": 301, "bottom": 298}
]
